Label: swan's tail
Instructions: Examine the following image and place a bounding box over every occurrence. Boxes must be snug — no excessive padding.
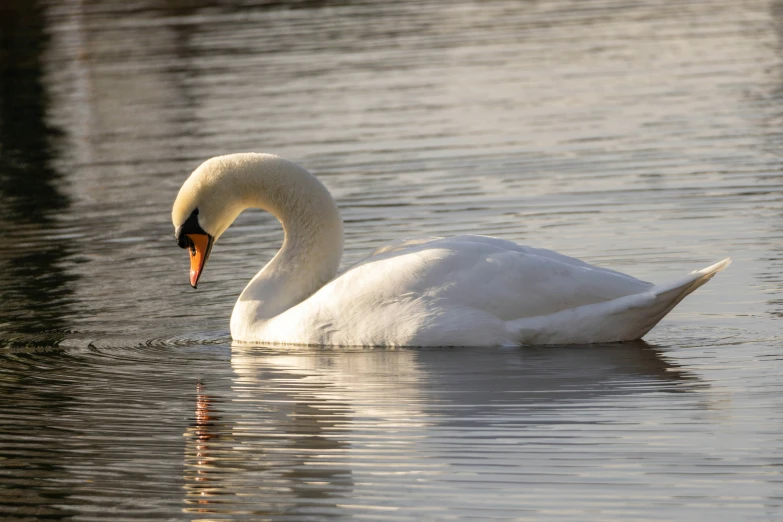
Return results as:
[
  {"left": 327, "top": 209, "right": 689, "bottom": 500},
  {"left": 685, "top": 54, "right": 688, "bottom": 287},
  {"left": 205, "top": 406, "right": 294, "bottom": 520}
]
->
[
  {"left": 643, "top": 257, "right": 732, "bottom": 325},
  {"left": 507, "top": 258, "right": 732, "bottom": 345}
]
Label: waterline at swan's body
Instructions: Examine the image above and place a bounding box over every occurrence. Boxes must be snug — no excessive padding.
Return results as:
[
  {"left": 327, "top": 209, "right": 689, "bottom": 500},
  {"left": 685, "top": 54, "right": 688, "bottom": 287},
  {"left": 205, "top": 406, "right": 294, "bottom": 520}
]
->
[{"left": 172, "top": 153, "right": 730, "bottom": 347}]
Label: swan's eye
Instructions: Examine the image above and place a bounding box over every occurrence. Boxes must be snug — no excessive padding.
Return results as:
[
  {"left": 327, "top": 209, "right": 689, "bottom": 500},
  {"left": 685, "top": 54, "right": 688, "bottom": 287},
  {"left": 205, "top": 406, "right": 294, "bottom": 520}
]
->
[{"left": 175, "top": 208, "right": 205, "bottom": 249}]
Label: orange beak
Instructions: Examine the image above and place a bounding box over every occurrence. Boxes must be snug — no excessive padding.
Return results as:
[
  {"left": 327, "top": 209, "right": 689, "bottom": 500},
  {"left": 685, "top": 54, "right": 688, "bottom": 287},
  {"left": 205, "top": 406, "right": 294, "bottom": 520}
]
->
[{"left": 187, "top": 233, "right": 214, "bottom": 288}]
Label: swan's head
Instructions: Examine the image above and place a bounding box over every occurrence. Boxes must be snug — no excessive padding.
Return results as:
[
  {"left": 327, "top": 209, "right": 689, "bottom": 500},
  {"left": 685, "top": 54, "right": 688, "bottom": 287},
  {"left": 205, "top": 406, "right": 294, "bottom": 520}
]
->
[
  {"left": 172, "top": 154, "right": 263, "bottom": 288},
  {"left": 173, "top": 152, "right": 343, "bottom": 290}
]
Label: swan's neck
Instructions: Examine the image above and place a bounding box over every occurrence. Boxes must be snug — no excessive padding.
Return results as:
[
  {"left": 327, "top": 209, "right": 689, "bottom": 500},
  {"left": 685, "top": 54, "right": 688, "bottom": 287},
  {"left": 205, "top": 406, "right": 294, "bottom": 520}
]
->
[{"left": 227, "top": 157, "right": 343, "bottom": 339}]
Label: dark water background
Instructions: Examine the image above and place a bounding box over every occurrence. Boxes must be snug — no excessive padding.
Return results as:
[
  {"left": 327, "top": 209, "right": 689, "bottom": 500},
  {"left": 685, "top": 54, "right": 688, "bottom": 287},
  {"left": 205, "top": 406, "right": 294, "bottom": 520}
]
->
[{"left": 0, "top": 0, "right": 781, "bottom": 520}]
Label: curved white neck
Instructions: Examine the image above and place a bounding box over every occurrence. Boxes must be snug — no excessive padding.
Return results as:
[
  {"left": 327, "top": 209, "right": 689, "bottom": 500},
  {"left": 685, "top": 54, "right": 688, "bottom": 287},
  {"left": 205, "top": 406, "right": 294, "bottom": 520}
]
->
[{"left": 226, "top": 157, "right": 344, "bottom": 340}]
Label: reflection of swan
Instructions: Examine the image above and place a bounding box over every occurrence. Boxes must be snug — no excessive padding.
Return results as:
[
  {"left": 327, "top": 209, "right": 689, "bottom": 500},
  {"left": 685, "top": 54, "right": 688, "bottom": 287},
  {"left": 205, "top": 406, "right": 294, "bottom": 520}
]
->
[
  {"left": 230, "top": 341, "right": 697, "bottom": 427},
  {"left": 229, "top": 343, "right": 701, "bottom": 490},
  {"left": 179, "top": 343, "right": 699, "bottom": 518},
  {"left": 172, "top": 153, "right": 730, "bottom": 346}
]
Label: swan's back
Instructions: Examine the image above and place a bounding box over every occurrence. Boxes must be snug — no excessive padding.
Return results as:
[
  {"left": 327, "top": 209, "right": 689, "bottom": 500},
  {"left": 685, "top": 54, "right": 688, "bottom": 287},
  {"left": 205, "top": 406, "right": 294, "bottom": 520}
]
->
[{"left": 358, "top": 235, "right": 653, "bottom": 318}]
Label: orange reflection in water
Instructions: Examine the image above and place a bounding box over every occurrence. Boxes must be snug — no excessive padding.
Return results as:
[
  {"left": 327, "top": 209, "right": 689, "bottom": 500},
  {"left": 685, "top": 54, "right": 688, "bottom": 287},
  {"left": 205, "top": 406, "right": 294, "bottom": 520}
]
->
[{"left": 183, "top": 381, "right": 221, "bottom": 511}]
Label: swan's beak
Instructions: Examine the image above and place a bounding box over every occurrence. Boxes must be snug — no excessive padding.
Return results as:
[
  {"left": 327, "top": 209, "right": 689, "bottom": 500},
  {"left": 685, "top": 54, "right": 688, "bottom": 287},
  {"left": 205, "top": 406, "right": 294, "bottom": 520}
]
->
[{"left": 187, "top": 233, "right": 214, "bottom": 288}]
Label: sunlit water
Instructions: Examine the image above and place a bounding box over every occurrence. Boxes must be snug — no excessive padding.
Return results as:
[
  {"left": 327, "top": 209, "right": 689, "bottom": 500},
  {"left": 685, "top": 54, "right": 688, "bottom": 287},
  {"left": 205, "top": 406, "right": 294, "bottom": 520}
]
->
[{"left": 1, "top": 0, "right": 781, "bottom": 520}]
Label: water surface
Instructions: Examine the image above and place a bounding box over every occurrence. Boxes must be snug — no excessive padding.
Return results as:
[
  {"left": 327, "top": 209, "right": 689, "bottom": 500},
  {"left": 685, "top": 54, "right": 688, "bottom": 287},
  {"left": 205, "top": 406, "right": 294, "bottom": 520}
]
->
[{"left": 1, "top": 0, "right": 782, "bottom": 519}]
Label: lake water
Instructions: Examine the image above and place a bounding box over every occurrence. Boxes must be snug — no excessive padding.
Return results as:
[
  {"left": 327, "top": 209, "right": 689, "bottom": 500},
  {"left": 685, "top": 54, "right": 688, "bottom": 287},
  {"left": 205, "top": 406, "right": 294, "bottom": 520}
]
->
[{"left": 1, "top": 0, "right": 782, "bottom": 519}]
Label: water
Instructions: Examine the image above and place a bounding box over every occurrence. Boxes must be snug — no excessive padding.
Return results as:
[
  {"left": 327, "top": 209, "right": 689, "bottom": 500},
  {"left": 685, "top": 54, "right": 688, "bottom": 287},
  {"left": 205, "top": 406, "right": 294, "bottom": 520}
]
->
[{"left": 1, "top": 0, "right": 781, "bottom": 519}]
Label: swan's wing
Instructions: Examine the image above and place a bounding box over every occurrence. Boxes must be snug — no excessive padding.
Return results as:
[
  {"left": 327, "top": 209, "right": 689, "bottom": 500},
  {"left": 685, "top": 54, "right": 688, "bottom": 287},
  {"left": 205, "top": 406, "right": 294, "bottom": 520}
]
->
[{"left": 334, "top": 235, "right": 653, "bottom": 321}]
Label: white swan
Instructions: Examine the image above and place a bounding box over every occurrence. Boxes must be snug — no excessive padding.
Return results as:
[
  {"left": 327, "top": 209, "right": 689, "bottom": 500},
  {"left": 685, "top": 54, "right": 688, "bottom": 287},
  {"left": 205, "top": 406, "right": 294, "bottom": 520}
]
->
[{"left": 172, "top": 153, "right": 730, "bottom": 347}]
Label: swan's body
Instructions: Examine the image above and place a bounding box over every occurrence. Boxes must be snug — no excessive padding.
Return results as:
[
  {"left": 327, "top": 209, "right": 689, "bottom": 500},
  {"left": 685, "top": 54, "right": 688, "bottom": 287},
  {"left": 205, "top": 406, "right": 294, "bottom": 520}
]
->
[{"left": 172, "top": 153, "right": 730, "bottom": 347}]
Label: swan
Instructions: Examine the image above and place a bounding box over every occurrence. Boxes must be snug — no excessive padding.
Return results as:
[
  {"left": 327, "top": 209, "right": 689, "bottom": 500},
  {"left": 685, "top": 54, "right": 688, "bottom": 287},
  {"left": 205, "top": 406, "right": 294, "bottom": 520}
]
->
[{"left": 172, "top": 153, "right": 730, "bottom": 347}]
